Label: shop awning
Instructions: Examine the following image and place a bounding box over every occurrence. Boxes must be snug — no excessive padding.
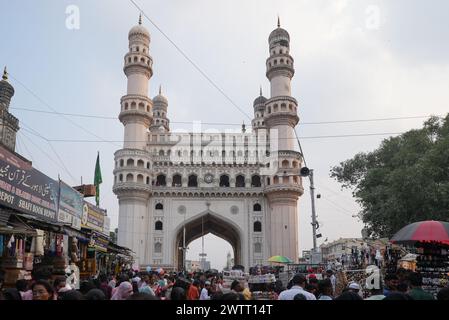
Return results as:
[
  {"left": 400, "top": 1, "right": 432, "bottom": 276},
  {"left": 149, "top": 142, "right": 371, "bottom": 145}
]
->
[
  {"left": 0, "top": 225, "right": 37, "bottom": 236},
  {"left": 0, "top": 210, "right": 11, "bottom": 227},
  {"left": 0, "top": 213, "right": 38, "bottom": 236},
  {"left": 62, "top": 226, "right": 90, "bottom": 242}
]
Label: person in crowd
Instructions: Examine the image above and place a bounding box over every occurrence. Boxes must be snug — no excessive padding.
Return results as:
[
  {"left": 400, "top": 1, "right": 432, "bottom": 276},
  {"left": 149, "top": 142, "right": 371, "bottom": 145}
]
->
[
  {"left": 79, "top": 280, "right": 96, "bottom": 295},
  {"left": 318, "top": 279, "right": 333, "bottom": 300},
  {"left": 3, "top": 288, "right": 22, "bottom": 300},
  {"left": 365, "top": 285, "right": 385, "bottom": 300},
  {"left": 127, "top": 292, "right": 159, "bottom": 300},
  {"left": 131, "top": 279, "right": 139, "bottom": 294},
  {"left": 216, "top": 277, "right": 224, "bottom": 294},
  {"left": 407, "top": 272, "right": 435, "bottom": 300},
  {"left": 335, "top": 291, "right": 363, "bottom": 300},
  {"left": 242, "top": 282, "right": 252, "bottom": 300},
  {"left": 32, "top": 280, "right": 54, "bottom": 300},
  {"left": 218, "top": 292, "right": 241, "bottom": 300},
  {"left": 383, "top": 292, "right": 413, "bottom": 300},
  {"left": 200, "top": 281, "right": 211, "bottom": 300},
  {"left": 305, "top": 283, "right": 318, "bottom": 298},
  {"left": 139, "top": 273, "right": 156, "bottom": 296},
  {"left": 437, "top": 287, "right": 449, "bottom": 300},
  {"left": 111, "top": 281, "right": 133, "bottom": 300},
  {"left": 231, "top": 280, "right": 243, "bottom": 294},
  {"left": 274, "top": 280, "right": 285, "bottom": 296},
  {"left": 187, "top": 279, "right": 200, "bottom": 300},
  {"left": 59, "top": 290, "right": 85, "bottom": 300},
  {"left": 108, "top": 275, "right": 116, "bottom": 289},
  {"left": 85, "top": 289, "right": 106, "bottom": 300},
  {"left": 99, "top": 274, "right": 112, "bottom": 299},
  {"left": 326, "top": 270, "right": 336, "bottom": 294},
  {"left": 170, "top": 287, "right": 186, "bottom": 300},
  {"left": 53, "top": 277, "right": 67, "bottom": 299},
  {"left": 293, "top": 293, "right": 307, "bottom": 300},
  {"left": 278, "top": 274, "right": 316, "bottom": 300},
  {"left": 347, "top": 282, "right": 361, "bottom": 296},
  {"left": 16, "top": 279, "right": 32, "bottom": 300},
  {"left": 383, "top": 274, "right": 399, "bottom": 297}
]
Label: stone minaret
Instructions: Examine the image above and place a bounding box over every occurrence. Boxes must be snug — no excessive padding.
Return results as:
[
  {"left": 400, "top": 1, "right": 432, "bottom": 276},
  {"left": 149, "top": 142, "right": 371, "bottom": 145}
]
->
[
  {"left": 150, "top": 86, "right": 170, "bottom": 133},
  {"left": 0, "top": 67, "right": 19, "bottom": 152},
  {"left": 251, "top": 87, "right": 267, "bottom": 134},
  {"left": 113, "top": 16, "right": 153, "bottom": 266},
  {"left": 264, "top": 19, "right": 304, "bottom": 262}
]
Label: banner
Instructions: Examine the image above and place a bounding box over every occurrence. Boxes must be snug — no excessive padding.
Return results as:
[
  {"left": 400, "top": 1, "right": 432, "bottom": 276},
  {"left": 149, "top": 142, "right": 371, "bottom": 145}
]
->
[
  {"left": 102, "top": 215, "right": 110, "bottom": 237},
  {"left": 58, "top": 180, "right": 83, "bottom": 230},
  {"left": 89, "top": 232, "right": 109, "bottom": 252},
  {"left": 0, "top": 146, "right": 58, "bottom": 221},
  {"left": 81, "top": 201, "right": 105, "bottom": 233}
]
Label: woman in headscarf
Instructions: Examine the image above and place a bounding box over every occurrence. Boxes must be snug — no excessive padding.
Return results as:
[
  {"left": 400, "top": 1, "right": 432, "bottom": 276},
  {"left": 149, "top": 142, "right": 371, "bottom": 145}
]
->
[{"left": 111, "top": 281, "right": 133, "bottom": 300}]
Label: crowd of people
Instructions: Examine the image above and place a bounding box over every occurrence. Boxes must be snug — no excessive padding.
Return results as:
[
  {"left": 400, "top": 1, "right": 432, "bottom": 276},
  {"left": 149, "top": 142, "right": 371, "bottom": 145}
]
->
[{"left": 1, "top": 267, "right": 448, "bottom": 301}]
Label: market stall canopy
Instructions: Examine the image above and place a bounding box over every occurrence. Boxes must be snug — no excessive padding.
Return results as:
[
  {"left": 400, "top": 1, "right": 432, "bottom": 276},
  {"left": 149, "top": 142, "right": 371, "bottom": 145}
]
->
[
  {"left": 268, "top": 255, "right": 293, "bottom": 264},
  {"left": 400, "top": 254, "right": 418, "bottom": 262},
  {"left": 391, "top": 220, "right": 449, "bottom": 245}
]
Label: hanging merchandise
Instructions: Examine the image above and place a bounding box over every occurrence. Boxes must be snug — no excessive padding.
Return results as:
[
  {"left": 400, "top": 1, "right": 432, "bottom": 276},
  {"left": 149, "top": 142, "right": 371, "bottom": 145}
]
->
[
  {"left": 7, "top": 234, "right": 15, "bottom": 256},
  {"left": 31, "top": 230, "right": 45, "bottom": 256},
  {"left": 49, "top": 232, "right": 56, "bottom": 255},
  {"left": 56, "top": 234, "right": 64, "bottom": 257},
  {"left": 0, "top": 234, "right": 3, "bottom": 256},
  {"left": 63, "top": 235, "right": 69, "bottom": 258},
  {"left": 415, "top": 242, "right": 449, "bottom": 298},
  {"left": 7, "top": 234, "right": 14, "bottom": 248}
]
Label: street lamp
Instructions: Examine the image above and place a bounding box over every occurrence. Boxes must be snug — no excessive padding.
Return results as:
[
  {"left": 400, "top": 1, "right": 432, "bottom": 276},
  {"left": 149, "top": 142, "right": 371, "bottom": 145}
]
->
[{"left": 300, "top": 167, "right": 318, "bottom": 253}]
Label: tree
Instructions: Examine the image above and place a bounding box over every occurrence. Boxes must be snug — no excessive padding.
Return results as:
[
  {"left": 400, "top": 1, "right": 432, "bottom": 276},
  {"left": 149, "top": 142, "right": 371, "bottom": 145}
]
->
[{"left": 330, "top": 115, "right": 449, "bottom": 238}]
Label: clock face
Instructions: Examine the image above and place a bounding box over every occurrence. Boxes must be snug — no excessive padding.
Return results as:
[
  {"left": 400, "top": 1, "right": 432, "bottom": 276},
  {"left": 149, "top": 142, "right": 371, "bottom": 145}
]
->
[{"left": 204, "top": 174, "right": 213, "bottom": 184}]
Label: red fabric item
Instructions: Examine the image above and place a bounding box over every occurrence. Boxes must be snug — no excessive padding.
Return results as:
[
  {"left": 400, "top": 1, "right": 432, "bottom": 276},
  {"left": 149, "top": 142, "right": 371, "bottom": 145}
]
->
[{"left": 187, "top": 285, "right": 199, "bottom": 300}]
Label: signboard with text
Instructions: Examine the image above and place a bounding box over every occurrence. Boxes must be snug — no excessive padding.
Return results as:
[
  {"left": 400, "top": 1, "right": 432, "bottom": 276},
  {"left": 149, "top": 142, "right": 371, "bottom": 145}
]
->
[
  {"left": 58, "top": 180, "right": 83, "bottom": 230},
  {"left": 102, "top": 215, "right": 110, "bottom": 237},
  {"left": 81, "top": 201, "right": 105, "bottom": 233},
  {"left": 0, "top": 145, "right": 58, "bottom": 221}
]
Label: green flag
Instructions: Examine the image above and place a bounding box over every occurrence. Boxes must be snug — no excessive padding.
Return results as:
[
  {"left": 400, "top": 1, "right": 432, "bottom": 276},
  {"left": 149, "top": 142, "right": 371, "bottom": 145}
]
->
[{"left": 94, "top": 152, "right": 102, "bottom": 207}]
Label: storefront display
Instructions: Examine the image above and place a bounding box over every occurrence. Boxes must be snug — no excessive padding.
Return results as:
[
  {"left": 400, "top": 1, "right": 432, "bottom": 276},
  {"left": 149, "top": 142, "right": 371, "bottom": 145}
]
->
[
  {"left": 249, "top": 274, "right": 277, "bottom": 300},
  {"left": 414, "top": 242, "right": 449, "bottom": 298}
]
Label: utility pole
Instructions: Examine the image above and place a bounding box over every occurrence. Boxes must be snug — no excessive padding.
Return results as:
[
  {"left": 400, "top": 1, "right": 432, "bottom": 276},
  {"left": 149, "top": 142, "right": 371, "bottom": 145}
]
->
[
  {"left": 309, "top": 169, "right": 318, "bottom": 252},
  {"left": 295, "top": 128, "right": 319, "bottom": 255}
]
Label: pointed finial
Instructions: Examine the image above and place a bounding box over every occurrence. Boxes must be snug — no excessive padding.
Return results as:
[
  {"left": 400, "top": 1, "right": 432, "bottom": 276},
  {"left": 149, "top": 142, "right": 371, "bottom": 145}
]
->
[
  {"left": 259, "top": 86, "right": 263, "bottom": 96},
  {"left": 139, "top": 13, "right": 142, "bottom": 25},
  {"left": 2, "top": 66, "right": 7, "bottom": 81},
  {"left": 277, "top": 16, "right": 280, "bottom": 28},
  {"left": 242, "top": 121, "right": 246, "bottom": 133},
  {"left": 159, "top": 85, "right": 162, "bottom": 95}
]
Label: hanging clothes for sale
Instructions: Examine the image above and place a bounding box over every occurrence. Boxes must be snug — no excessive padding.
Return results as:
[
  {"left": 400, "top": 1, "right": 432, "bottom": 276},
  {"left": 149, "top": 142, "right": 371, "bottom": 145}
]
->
[
  {"left": 0, "top": 234, "right": 3, "bottom": 256},
  {"left": 7, "top": 234, "right": 15, "bottom": 256}
]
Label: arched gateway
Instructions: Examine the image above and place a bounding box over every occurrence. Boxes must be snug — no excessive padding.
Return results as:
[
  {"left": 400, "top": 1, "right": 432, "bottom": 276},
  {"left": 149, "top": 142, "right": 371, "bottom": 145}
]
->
[
  {"left": 113, "top": 17, "right": 304, "bottom": 271},
  {"left": 174, "top": 209, "right": 243, "bottom": 270}
]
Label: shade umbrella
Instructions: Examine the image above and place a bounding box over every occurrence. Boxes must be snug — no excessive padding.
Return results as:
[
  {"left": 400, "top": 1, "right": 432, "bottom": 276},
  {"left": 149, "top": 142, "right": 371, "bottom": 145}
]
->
[
  {"left": 268, "top": 255, "right": 293, "bottom": 264},
  {"left": 390, "top": 220, "right": 449, "bottom": 245}
]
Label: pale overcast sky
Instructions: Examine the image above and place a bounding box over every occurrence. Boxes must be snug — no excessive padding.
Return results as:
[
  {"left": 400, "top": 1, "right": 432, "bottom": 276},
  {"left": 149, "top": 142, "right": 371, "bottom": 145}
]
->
[{"left": 1, "top": 0, "right": 448, "bottom": 269}]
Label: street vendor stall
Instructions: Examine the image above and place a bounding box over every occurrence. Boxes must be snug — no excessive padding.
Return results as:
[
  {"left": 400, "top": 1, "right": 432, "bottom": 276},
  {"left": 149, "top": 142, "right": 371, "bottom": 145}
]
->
[
  {"left": 248, "top": 274, "right": 277, "bottom": 300},
  {"left": 391, "top": 220, "right": 449, "bottom": 298}
]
